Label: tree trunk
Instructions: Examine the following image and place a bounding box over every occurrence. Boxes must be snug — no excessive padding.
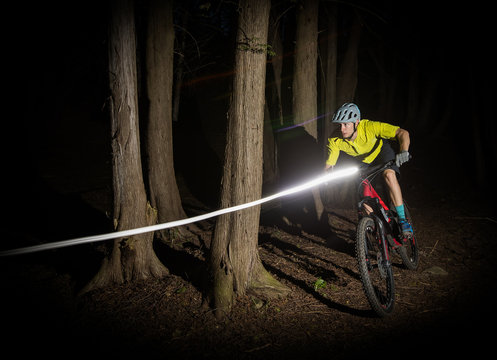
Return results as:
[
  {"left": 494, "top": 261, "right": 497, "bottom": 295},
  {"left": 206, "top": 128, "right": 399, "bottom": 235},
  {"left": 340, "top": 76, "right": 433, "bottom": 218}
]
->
[
  {"left": 293, "top": 0, "right": 319, "bottom": 138},
  {"left": 210, "top": 0, "right": 289, "bottom": 320},
  {"left": 268, "top": 10, "right": 284, "bottom": 126},
  {"left": 322, "top": 3, "right": 338, "bottom": 205},
  {"left": 337, "top": 12, "right": 361, "bottom": 105},
  {"left": 82, "top": 0, "right": 167, "bottom": 294},
  {"left": 323, "top": 3, "right": 338, "bottom": 145},
  {"left": 292, "top": 0, "right": 324, "bottom": 220},
  {"left": 328, "top": 11, "right": 361, "bottom": 209},
  {"left": 172, "top": 6, "right": 189, "bottom": 124},
  {"left": 262, "top": 11, "right": 285, "bottom": 185},
  {"left": 145, "top": 0, "right": 197, "bottom": 241},
  {"left": 263, "top": 103, "right": 278, "bottom": 184}
]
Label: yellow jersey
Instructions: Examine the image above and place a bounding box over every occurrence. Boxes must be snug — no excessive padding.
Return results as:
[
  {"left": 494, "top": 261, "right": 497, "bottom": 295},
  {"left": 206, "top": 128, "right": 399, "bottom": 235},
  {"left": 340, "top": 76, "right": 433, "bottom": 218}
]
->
[{"left": 326, "top": 119, "right": 399, "bottom": 166}]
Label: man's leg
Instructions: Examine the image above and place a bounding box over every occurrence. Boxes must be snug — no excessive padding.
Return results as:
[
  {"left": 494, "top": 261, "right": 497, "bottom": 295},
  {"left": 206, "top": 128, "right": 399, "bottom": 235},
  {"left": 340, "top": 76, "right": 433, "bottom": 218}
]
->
[
  {"left": 382, "top": 169, "right": 403, "bottom": 207},
  {"left": 383, "top": 169, "right": 412, "bottom": 235}
]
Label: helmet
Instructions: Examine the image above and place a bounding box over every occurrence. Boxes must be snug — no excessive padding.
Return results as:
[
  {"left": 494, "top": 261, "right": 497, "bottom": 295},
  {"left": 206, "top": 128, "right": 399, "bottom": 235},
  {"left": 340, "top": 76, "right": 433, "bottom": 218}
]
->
[{"left": 332, "top": 103, "right": 361, "bottom": 123}]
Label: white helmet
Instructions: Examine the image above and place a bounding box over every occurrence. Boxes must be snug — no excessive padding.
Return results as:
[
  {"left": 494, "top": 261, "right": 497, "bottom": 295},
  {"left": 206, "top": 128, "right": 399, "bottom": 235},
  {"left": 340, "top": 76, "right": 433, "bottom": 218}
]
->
[{"left": 332, "top": 103, "right": 361, "bottom": 123}]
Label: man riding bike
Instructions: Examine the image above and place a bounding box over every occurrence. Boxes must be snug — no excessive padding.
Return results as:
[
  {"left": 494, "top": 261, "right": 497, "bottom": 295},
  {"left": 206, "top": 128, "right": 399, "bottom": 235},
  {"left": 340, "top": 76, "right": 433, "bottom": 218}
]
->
[{"left": 325, "top": 102, "right": 413, "bottom": 236}]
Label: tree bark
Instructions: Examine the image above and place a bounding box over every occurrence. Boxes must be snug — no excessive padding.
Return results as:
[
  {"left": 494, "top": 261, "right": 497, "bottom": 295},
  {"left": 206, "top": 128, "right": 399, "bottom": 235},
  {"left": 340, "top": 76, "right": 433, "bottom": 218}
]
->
[
  {"left": 263, "top": 103, "right": 278, "bottom": 184},
  {"left": 323, "top": 3, "right": 338, "bottom": 144},
  {"left": 145, "top": 0, "right": 196, "bottom": 241},
  {"left": 322, "top": 4, "right": 338, "bottom": 205},
  {"left": 328, "top": 11, "right": 362, "bottom": 208},
  {"left": 82, "top": 0, "right": 167, "bottom": 294},
  {"left": 293, "top": 0, "right": 319, "bottom": 138},
  {"left": 268, "top": 10, "right": 284, "bottom": 126},
  {"left": 337, "top": 12, "right": 361, "bottom": 105},
  {"left": 172, "top": 6, "right": 189, "bottom": 124},
  {"left": 292, "top": 0, "right": 324, "bottom": 220},
  {"left": 210, "top": 0, "right": 289, "bottom": 320}
]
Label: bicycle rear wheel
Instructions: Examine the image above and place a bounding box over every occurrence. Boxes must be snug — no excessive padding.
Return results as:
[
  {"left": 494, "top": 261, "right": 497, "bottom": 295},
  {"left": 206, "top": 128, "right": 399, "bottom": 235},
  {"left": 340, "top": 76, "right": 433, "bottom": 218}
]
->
[
  {"left": 396, "top": 202, "right": 419, "bottom": 270},
  {"left": 356, "top": 216, "right": 395, "bottom": 317}
]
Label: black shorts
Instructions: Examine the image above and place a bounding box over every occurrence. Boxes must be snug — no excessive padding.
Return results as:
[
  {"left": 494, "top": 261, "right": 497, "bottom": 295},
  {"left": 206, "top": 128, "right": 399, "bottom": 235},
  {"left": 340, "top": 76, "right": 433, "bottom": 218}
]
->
[{"left": 369, "top": 140, "right": 400, "bottom": 175}]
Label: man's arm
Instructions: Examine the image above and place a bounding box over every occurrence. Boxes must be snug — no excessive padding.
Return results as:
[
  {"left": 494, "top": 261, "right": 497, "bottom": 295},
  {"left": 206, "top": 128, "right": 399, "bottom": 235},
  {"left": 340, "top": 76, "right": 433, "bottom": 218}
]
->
[
  {"left": 395, "top": 128, "right": 410, "bottom": 152},
  {"left": 324, "top": 137, "right": 339, "bottom": 171},
  {"left": 395, "top": 128, "right": 410, "bottom": 167}
]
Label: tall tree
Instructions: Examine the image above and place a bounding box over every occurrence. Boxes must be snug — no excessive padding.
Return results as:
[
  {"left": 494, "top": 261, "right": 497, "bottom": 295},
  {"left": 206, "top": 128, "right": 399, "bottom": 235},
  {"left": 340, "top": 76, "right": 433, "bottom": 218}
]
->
[
  {"left": 268, "top": 9, "right": 284, "bottom": 127},
  {"left": 323, "top": 3, "right": 338, "bottom": 146},
  {"left": 326, "top": 10, "right": 362, "bottom": 208},
  {"left": 145, "top": 0, "right": 194, "bottom": 239},
  {"left": 321, "top": 3, "right": 338, "bottom": 204},
  {"left": 83, "top": 0, "right": 167, "bottom": 293},
  {"left": 292, "top": 0, "right": 324, "bottom": 221},
  {"left": 262, "top": 10, "right": 284, "bottom": 185},
  {"left": 209, "top": 0, "right": 289, "bottom": 320},
  {"left": 293, "top": 0, "right": 319, "bottom": 139},
  {"left": 336, "top": 11, "right": 361, "bottom": 105}
]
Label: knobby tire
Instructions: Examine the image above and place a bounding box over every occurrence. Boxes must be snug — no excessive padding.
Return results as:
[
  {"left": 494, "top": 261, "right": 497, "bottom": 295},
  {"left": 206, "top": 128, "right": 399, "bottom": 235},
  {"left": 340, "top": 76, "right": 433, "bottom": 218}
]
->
[
  {"left": 395, "top": 202, "right": 419, "bottom": 270},
  {"left": 356, "top": 216, "right": 395, "bottom": 317}
]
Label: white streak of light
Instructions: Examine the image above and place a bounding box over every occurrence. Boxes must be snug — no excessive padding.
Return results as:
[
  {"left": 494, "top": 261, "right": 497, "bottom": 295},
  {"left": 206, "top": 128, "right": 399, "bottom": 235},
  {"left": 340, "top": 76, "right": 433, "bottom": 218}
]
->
[{"left": 0, "top": 167, "right": 357, "bottom": 256}]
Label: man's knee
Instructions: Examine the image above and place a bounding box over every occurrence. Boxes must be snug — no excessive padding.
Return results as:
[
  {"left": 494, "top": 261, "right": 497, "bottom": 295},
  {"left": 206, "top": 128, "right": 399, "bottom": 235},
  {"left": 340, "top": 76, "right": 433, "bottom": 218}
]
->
[{"left": 383, "top": 169, "right": 398, "bottom": 184}]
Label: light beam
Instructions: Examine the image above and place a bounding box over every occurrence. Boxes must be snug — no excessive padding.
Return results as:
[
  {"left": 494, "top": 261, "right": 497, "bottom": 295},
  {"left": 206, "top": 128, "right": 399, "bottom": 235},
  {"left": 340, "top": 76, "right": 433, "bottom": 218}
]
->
[{"left": 0, "top": 167, "right": 358, "bottom": 256}]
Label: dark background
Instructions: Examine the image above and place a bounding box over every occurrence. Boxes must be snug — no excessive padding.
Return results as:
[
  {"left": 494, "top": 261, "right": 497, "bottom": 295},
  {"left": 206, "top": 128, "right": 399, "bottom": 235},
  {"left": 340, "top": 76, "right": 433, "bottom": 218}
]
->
[
  {"left": 1, "top": 1, "right": 496, "bottom": 358},
  {"left": 2, "top": 0, "right": 495, "bottom": 258},
  {"left": 2, "top": 0, "right": 494, "bottom": 260}
]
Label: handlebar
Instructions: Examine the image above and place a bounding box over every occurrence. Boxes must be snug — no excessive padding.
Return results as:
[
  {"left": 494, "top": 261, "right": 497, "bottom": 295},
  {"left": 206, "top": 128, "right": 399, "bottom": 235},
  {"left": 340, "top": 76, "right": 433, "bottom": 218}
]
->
[
  {"left": 358, "top": 154, "right": 412, "bottom": 179},
  {"left": 358, "top": 160, "right": 395, "bottom": 179}
]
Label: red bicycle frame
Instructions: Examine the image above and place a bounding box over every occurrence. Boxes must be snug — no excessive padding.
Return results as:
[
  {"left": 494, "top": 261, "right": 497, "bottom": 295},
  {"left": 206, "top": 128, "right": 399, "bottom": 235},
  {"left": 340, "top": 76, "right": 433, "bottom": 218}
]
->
[
  {"left": 359, "top": 177, "right": 404, "bottom": 248},
  {"left": 361, "top": 179, "right": 389, "bottom": 211}
]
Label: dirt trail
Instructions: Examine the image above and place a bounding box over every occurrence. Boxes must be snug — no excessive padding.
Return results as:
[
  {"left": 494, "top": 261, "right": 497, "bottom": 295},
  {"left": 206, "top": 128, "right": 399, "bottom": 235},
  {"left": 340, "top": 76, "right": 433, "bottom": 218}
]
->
[{"left": 1, "top": 144, "right": 496, "bottom": 359}]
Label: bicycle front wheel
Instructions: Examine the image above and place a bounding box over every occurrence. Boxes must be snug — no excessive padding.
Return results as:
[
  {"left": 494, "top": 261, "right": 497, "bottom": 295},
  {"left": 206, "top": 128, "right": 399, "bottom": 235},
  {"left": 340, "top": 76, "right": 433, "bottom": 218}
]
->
[{"left": 356, "top": 216, "right": 395, "bottom": 317}]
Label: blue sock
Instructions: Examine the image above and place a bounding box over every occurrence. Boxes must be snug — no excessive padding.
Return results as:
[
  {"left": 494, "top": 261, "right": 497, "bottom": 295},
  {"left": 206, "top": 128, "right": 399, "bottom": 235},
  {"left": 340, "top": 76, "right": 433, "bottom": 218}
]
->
[{"left": 395, "top": 204, "right": 406, "bottom": 220}]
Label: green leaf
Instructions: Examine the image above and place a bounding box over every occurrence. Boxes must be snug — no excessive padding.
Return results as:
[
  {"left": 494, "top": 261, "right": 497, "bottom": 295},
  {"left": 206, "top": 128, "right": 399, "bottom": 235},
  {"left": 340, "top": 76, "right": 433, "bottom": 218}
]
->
[{"left": 313, "top": 278, "right": 327, "bottom": 291}]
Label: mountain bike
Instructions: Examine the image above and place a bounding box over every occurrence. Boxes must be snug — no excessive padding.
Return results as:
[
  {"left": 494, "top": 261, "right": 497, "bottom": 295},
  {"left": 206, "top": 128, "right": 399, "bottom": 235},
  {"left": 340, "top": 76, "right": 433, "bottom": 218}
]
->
[{"left": 355, "top": 160, "right": 419, "bottom": 317}]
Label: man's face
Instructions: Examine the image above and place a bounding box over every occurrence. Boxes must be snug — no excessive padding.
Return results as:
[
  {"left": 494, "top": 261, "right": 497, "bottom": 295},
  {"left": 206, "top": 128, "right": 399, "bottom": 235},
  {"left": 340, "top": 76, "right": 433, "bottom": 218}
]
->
[{"left": 340, "top": 121, "right": 358, "bottom": 139}]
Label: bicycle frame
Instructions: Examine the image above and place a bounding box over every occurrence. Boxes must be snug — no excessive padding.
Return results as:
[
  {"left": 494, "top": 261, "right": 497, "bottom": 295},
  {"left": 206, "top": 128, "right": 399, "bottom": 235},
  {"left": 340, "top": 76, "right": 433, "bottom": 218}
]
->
[{"left": 357, "top": 161, "right": 401, "bottom": 261}]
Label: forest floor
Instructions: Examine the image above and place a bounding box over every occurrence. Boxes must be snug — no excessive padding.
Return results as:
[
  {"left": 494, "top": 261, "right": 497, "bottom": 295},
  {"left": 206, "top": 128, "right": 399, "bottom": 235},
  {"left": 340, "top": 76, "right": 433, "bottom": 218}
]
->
[{"left": 1, "top": 139, "right": 497, "bottom": 359}]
